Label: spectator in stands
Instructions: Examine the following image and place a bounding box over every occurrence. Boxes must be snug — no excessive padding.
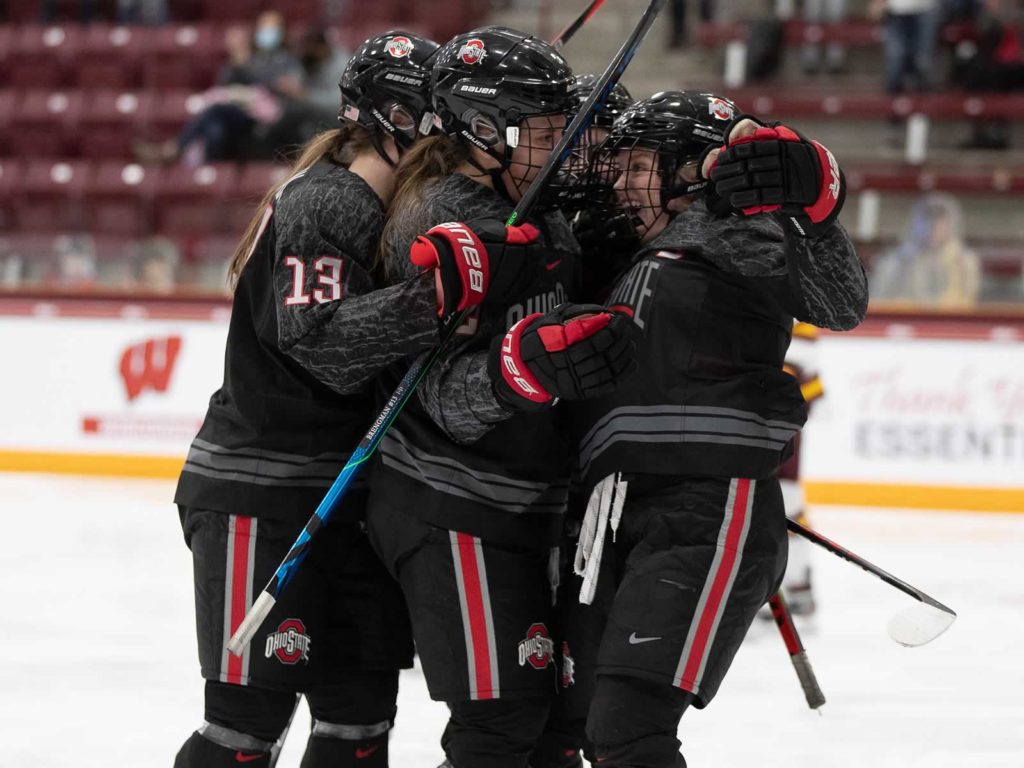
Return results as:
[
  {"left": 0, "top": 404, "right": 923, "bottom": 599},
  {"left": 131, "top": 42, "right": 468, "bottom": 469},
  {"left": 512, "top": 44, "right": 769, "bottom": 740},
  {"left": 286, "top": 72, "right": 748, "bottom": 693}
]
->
[
  {"left": 801, "top": 0, "right": 849, "bottom": 73},
  {"left": 132, "top": 236, "right": 180, "bottom": 294},
  {"left": 954, "top": 0, "right": 1024, "bottom": 149},
  {"left": 117, "top": 0, "right": 168, "bottom": 25},
  {"left": 261, "top": 28, "right": 352, "bottom": 158},
  {"left": 55, "top": 234, "right": 99, "bottom": 290},
  {"left": 41, "top": 0, "right": 98, "bottom": 23},
  {"left": 870, "top": 0, "right": 941, "bottom": 93},
  {"left": 136, "top": 11, "right": 305, "bottom": 166},
  {"left": 871, "top": 193, "right": 981, "bottom": 307}
]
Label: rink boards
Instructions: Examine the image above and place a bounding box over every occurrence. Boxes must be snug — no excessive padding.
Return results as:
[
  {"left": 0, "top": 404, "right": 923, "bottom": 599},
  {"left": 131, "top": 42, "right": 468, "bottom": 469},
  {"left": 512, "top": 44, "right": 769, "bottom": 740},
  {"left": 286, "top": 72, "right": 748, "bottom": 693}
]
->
[{"left": 1, "top": 297, "right": 1022, "bottom": 512}]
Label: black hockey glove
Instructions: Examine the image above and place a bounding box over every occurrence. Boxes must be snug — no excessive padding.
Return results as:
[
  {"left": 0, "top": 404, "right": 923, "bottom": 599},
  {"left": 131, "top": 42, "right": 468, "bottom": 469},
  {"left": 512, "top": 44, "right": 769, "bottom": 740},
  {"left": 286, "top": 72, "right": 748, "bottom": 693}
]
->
[
  {"left": 702, "top": 118, "right": 846, "bottom": 238},
  {"left": 488, "top": 303, "right": 640, "bottom": 413},
  {"left": 409, "top": 217, "right": 547, "bottom": 317}
]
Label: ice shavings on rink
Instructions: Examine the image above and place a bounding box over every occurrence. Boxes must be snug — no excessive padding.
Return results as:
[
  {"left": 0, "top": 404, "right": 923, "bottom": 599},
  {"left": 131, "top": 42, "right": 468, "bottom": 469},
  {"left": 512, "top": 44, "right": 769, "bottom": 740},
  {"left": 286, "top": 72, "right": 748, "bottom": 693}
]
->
[{"left": 1, "top": 473, "right": 1021, "bottom": 768}]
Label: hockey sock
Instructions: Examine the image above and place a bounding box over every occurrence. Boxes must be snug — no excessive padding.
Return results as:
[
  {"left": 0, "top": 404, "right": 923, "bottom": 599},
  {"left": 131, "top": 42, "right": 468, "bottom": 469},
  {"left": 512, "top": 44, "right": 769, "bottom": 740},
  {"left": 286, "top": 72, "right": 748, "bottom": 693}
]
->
[
  {"left": 443, "top": 697, "right": 552, "bottom": 768},
  {"left": 173, "top": 725, "right": 274, "bottom": 768},
  {"left": 585, "top": 675, "right": 693, "bottom": 768},
  {"left": 299, "top": 720, "right": 391, "bottom": 767}
]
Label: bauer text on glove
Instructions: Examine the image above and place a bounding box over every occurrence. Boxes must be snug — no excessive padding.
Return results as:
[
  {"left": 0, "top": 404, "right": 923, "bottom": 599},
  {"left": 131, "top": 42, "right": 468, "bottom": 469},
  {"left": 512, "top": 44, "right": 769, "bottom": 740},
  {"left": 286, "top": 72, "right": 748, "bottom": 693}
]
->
[
  {"left": 409, "top": 217, "right": 547, "bottom": 317},
  {"left": 488, "top": 303, "right": 640, "bottom": 412}
]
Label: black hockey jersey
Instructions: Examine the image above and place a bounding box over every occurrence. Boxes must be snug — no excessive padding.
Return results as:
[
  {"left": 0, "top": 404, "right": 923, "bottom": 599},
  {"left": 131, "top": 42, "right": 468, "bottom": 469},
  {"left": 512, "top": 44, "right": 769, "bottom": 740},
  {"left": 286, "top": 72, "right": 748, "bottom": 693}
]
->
[
  {"left": 175, "top": 162, "right": 440, "bottom": 521},
  {"left": 570, "top": 202, "right": 867, "bottom": 491},
  {"left": 371, "top": 174, "right": 581, "bottom": 548}
]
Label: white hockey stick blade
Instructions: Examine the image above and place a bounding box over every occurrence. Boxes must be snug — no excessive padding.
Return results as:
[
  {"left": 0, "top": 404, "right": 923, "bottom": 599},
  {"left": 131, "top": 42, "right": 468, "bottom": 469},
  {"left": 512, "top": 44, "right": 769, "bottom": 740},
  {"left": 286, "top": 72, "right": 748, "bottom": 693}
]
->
[
  {"left": 887, "top": 602, "right": 957, "bottom": 647},
  {"left": 226, "top": 591, "right": 277, "bottom": 656}
]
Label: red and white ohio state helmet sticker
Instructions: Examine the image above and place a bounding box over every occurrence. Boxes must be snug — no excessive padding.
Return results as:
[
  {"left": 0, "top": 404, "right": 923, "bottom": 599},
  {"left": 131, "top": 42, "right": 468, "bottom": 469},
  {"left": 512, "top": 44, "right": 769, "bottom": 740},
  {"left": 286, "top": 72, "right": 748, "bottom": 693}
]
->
[
  {"left": 265, "top": 618, "right": 311, "bottom": 665},
  {"left": 709, "top": 98, "right": 734, "bottom": 122},
  {"left": 386, "top": 36, "right": 414, "bottom": 58},
  {"left": 459, "top": 38, "right": 486, "bottom": 65},
  {"left": 517, "top": 622, "right": 555, "bottom": 669}
]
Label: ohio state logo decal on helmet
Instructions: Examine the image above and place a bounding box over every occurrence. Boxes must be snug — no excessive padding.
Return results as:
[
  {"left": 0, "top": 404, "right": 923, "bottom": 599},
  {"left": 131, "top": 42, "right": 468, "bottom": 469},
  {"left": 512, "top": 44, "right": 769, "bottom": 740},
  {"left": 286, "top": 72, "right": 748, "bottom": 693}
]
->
[
  {"left": 517, "top": 622, "right": 554, "bottom": 670},
  {"left": 709, "top": 98, "right": 734, "bottom": 122},
  {"left": 459, "top": 38, "right": 486, "bottom": 65},
  {"left": 386, "top": 36, "right": 414, "bottom": 58},
  {"left": 265, "top": 619, "right": 311, "bottom": 665}
]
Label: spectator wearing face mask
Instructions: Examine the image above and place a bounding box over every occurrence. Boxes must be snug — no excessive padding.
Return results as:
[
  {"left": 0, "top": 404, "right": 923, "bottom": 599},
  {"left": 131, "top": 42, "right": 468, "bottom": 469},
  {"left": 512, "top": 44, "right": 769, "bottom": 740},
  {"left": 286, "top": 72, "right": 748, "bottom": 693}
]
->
[{"left": 136, "top": 12, "right": 306, "bottom": 166}]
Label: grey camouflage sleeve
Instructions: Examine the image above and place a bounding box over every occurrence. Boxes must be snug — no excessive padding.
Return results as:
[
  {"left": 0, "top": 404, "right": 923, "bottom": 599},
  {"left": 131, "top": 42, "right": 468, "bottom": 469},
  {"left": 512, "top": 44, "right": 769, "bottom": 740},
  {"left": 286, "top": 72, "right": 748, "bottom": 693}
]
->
[
  {"left": 416, "top": 343, "right": 511, "bottom": 444},
  {"left": 787, "top": 220, "right": 869, "bottom": 331}
]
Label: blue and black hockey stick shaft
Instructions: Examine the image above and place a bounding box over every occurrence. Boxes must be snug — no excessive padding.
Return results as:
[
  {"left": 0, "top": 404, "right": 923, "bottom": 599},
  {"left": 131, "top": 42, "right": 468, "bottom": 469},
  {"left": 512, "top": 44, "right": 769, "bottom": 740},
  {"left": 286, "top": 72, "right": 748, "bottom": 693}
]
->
[{"left": 227, "top": 0, "right": 668, "bottom": 656}]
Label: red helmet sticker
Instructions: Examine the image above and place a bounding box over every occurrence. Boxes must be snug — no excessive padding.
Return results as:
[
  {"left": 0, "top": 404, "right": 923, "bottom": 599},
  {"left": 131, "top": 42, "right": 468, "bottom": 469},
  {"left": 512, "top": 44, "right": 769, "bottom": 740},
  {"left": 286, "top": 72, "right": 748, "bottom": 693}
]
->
[
  {"left": 386, "top": 36, "right": 414, "bottom": 58},
  {"left": 459, "top": 38, "right": 486, "bottom": 65},
  {"left": 709, "top": 98, "right": 734, "bottom": 122}
]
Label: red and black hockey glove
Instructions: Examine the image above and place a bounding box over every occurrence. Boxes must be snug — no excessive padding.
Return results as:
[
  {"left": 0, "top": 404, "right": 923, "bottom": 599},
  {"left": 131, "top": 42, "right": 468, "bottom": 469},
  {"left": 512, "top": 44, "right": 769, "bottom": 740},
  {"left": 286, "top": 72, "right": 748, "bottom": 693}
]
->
[
  {"left": 488, "top": 303, "right": 639, "bottom": 413},
  {"left": 409, "top": 217, "right": 546, "bottom": 317},
  {"left": 702, "top": 117, "right": 846, "bottom": 238}
]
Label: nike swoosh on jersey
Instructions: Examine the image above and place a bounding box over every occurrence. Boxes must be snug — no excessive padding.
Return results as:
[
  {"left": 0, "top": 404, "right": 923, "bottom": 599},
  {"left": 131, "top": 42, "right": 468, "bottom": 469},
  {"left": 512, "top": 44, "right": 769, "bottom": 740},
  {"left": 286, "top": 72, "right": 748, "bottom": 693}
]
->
[
  {"left": 355, "top": 745, "right": 380, "bottom": 759},
  {"left": 235, "top": 752, "right": 265, "bottom": 764},
  {"left": 628, "top": 632, "right": 662, "bottom": 645}
]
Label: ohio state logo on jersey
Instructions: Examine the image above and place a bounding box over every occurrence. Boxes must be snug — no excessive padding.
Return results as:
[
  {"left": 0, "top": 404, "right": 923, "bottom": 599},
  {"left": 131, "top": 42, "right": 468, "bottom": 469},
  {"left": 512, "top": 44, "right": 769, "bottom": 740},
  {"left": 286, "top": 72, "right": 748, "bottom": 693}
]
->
[
  {"left": 517, "top": 622, "right": 554, "bottom": 669},
  {"left": 386, "top": 36, "right": 414, "bottom": 58},
  {"left": 709, "top": 97, "right": 734, "bottom": 122},
  {"left": 459, "top": 39, "right": 486, "bottom": 65},
  {"left": 265, "top": 619, "right": 311, "bottom": 665}
]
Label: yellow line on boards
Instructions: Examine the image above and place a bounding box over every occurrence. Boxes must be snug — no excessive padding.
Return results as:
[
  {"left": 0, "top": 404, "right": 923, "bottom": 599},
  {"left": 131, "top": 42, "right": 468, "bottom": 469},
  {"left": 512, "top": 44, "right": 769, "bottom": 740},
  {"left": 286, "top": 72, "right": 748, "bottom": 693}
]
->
[
  {"left": 804, "top": 481, "right": 1024, "bottom": 514},
  {"left": 0, "top": 451, "right": 184, "bottom": 479}
]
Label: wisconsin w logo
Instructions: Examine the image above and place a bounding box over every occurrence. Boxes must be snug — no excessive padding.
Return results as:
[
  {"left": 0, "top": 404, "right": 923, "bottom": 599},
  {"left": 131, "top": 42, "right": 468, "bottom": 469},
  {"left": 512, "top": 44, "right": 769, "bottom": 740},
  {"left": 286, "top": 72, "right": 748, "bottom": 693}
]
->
[{"left": 119, "top": 336, "right": 182, "bottom": 401}]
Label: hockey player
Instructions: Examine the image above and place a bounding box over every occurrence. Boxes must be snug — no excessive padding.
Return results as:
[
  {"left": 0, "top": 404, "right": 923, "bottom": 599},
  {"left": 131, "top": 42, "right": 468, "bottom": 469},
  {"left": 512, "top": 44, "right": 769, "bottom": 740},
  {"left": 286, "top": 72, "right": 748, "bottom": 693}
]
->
[
  {"left": 552, "top": 92, "right": 868, "bottom": 767},
  {"left": 363, "top": 27, "right": 638, "bottom": 768},
  {"left": 172, "top": 32, "right": 453, "bottom": 768}
]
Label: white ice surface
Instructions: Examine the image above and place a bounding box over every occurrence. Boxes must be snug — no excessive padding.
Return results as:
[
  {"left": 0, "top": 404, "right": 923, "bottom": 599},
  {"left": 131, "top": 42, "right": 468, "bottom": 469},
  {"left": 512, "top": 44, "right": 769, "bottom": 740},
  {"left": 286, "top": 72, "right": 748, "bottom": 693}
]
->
[{"left": 1, "top": 473, "right": 1022, "bottom": 767}]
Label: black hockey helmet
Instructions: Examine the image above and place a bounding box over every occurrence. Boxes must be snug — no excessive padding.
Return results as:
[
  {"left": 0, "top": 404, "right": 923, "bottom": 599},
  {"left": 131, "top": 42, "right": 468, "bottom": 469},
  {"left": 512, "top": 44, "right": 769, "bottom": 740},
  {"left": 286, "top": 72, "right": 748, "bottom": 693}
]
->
[
  {"left": 338, "top": 31, "right": 441, "bottom": 163},
  {"left": 604, "top": 90, "right": 737, "bottom": 203},
  {"left": 431, "top": 25, "right": 574, "bottom": 180},
  {"left": 571, "top": 73, "right": 634, "bottom": 131}
]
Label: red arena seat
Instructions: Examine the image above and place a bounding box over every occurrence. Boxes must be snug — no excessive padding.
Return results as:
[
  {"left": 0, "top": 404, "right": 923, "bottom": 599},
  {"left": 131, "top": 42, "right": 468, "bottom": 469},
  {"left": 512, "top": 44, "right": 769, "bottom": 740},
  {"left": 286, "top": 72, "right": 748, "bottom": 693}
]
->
[
  {"left": 12, "top": 159, "right": 90, "bottom": 232},
  {"left": 9, "top": 90, "right": 86, "bottom": 159},
  {"left": 142, "top": 24, "right": 223, "bottom": 90},
  {"left": 154, "top": 163, "right": 238, "bottom": 239},
  {"left": 0, "top": 91, "right": 16, "bottom": 156},
  {"left": 79, "top": 90, "right": 146, "bottom": 160},
  {"left": 7, "top": 25, "right": 82, "bottom": 89},
  {"left": 82, "top": 161, "right": 161, "bottom": 237},
  {"left": 75, "top": 25, "right": 149, "bottom": 90}
]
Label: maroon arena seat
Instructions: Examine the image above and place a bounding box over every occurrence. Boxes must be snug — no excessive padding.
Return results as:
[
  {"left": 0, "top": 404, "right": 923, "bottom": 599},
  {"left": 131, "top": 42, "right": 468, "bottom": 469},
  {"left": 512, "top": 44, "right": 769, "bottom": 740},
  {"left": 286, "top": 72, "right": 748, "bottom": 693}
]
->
[
  {"left": 3, "top": 0, "right": 45, "bottom": 24},
  {"left": 82, "top": 161, "right": 160, "bottom": 237},
  {"left": 199, "top": 0, "right": 264, "bottom": 22},
  {"left": 0, "top": 91, "right": 16, "bottom": 156},
  {"left": 75, "top": 25, "right": 148, "bottom": 90},
  {"left": 226, "top": 162, "right": 288, "bottom": 232},
  {"left": 142, "top": 24, "right": 223, "bottom": 90},
  {"left": 9, "top": 90, "right": 86, "bottom": 159},
  {"left": 139, "top": 89, "right": 205, "bottom": 144},
  {"left": 0, "top": 160, "right": 20, "bottom": 230},
  {"left": 12, "top": 159, "right": 90, "bottom": 232},
  {"left": 79, "top": 90, "right": 146, "bottom": 160},
  {"left": 7, "top": 25, "right": 82, "bottom": 89},
  {"left": 154, "top": 163, "right": 238, "bottom": 239}
]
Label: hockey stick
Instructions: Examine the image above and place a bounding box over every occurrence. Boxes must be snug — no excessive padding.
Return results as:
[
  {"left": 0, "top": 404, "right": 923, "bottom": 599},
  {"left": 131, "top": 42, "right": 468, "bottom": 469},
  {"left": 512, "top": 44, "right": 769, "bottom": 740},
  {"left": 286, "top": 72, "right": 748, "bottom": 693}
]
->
[
  {"left": 768, "top": 591, "right": 825, "bottom": 709},
  {"left": 226, "top": 0, "right": 668, "bottom": 657},
  {"left": 552, "top": 0, "right": 607, "bottom": 49},
  {"left": 786, "top": 518, "right": 957, "bottom": 647}
]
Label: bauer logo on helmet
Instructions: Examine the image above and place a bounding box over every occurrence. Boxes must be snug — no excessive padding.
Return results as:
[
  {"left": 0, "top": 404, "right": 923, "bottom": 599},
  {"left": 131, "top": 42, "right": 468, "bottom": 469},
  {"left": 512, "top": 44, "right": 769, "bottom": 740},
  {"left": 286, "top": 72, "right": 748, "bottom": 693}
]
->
[{"left": 459, "top": 38, "right": 486, "bottom": 65}]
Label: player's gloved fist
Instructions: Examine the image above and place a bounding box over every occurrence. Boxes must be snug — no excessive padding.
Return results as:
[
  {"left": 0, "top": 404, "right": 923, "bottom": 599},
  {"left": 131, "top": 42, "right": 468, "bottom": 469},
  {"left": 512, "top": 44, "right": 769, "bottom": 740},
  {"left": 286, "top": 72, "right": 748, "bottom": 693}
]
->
[
  {"left": 488, "top": 303, "right": 639, "bottom": 413},
  {"left": 700, "top": 117, "right": 846, "bottom": 238},
  {"left": 409, "top": 217, "right": 545, "bottom": 317}
]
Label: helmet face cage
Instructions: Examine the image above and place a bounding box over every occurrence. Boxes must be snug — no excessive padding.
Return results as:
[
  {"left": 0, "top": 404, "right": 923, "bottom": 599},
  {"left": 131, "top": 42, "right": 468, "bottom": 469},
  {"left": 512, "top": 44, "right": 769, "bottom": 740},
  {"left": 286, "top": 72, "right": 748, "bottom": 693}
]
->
[
  {"left": 432, "top": 26, "right": 575, "bottom": 200},
  {"left": 589, "top": 91, "right": 737, "bottom": 241},
  {"left": 338, "top": 31, "right": 440, "bottom": 161}
]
